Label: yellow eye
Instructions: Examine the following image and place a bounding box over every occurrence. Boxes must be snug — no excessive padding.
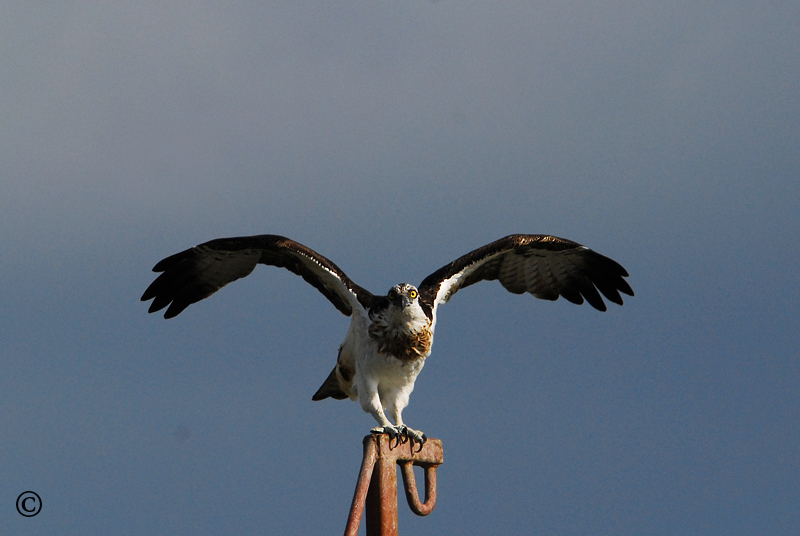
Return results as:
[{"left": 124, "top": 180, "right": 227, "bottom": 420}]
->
[{"left": 409, "top": 290, "right": 418, "bottom": 299}]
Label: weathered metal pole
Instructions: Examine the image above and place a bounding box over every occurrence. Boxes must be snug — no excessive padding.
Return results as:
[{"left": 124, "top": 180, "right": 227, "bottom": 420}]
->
[
  {"left": 365, "top": 436, "right": 400, "bottom": 535},
  {"left": 344, "top": 434, "right": 444, "bottom": 536}
]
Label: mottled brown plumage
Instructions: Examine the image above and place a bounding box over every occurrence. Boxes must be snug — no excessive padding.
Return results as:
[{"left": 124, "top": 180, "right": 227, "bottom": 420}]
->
[{"left": 368, "top": 317, "right": 433, "bottom": 360}]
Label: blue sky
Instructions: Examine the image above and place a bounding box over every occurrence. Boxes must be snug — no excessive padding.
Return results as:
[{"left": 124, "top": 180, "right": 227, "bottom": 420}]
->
[{"left": 2, "top": 1, "right": 799, "bottom": 534}]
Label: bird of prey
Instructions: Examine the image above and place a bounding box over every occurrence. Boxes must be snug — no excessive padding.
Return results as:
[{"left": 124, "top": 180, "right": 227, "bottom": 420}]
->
[{"left": 141, "top": 234, "right": 633, "bottom": 446}]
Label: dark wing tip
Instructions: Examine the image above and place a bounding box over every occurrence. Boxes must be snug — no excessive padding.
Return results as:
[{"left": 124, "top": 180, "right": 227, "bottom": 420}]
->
[
  {"left": 619, "top": 279, "right": 635, "bottom": 297},
  {"left": 140, "top": 247, "right": 221, "bottom": 319},
  {"left": 142, "top": 285, "right": 184, "bottom": 318},
  {"left": 513, "top": 237, "right": 634, "bottom": 311},
  {"left": 582, "top": 252, "right": 634, "bottom": 311},
  {"left": 140, "top": 287, "right": 156, "bottom": 303},
  {"left": 162, "top": 303, "right": 186, "bottom": 319}
]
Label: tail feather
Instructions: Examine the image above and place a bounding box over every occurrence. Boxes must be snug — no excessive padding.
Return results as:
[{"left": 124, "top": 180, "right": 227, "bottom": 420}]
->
[{"left": 312, "top": 366, "right": 348, "bottom": 401}]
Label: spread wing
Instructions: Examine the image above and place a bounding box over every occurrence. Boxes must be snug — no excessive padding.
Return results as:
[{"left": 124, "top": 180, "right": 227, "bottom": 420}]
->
[
  {"left": 418, "top": 234, "right": 633, "bottom": 319},
  {"left": 141, "top": 235, "right": 373, "bottom": 318}
]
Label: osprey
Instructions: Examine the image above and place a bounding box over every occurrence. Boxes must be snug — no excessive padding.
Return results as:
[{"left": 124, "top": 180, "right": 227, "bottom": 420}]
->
[{"left": 141, "top": 234, "right": 633, "bottom": 446}]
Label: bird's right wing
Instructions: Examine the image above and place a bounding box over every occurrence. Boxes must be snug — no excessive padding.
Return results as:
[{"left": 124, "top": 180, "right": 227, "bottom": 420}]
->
[{"left": 141, "top": 235, "right": 374, "bottom": 318}]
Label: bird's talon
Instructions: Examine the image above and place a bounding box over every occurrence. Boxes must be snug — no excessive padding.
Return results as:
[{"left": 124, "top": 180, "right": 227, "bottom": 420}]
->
[
  {"left": 371, "top": 425, "right": 425, "bottom": 450},
  {"left": 404, "top": 428, "right": 427, "bottom": 451}
]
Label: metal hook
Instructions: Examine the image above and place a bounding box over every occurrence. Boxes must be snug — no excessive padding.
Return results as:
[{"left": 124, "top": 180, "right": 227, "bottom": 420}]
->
[
  {"left": 399, "top": 460, "right": 438, "bottom": 516},
  {"left": 344, "top": 434, "right": 444, "bottom": 536}
]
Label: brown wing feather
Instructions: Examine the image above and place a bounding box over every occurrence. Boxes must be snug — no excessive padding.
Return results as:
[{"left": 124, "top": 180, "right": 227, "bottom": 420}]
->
[
  {"left": 418, "top": 234, "right": 633, "bottom": 312},
  {"left": 141, "top": 235, "right": 373, "bottom": 318}
]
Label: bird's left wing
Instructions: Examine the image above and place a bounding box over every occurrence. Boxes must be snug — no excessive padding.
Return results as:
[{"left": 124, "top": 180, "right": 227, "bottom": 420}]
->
[
  {"left": 417, "top": 234, "right": 633, "bottom": 318},
  {"left": 141, "top": 235, "right": 373, "bottom": 318}
]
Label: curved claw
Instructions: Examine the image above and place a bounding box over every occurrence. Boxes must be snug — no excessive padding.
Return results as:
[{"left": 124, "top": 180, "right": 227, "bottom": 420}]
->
[
  {"left": 397, "top": 425, "right": 410, "bottom": 445},
  {"left": 372, "top": 425, "right": 403, "bottom": 448},
  {"left": 404, "top": 428, "right": 427, "bottom": 452},
  {"left": 371, "top": 425, "right": 427, "bottom": 451}
]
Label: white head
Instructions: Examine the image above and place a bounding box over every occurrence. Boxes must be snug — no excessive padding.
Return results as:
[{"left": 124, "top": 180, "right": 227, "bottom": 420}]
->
[{"left": 387, "top": 283, "right": 419, "bottom": 309}]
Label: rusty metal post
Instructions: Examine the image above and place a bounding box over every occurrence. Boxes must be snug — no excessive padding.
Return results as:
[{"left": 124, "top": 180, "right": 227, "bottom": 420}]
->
[
  {"left": 344, "top": 434, "right": 444, "bottom": 536},
  {"left": 365, "top": 436, "right": 400, "bottom": 536},
  {"left": 343, "top": 437, "right": 377, "bottom": 535}
]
